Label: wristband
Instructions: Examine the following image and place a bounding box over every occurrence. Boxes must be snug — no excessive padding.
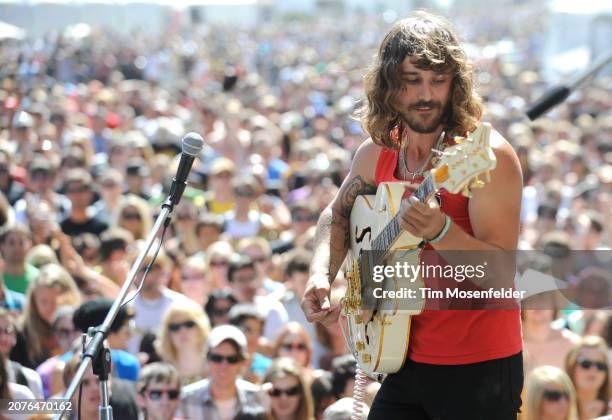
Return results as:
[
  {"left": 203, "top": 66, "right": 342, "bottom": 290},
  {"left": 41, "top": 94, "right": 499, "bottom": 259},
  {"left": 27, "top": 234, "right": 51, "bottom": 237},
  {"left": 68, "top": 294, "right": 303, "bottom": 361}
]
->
[{"left": 428, "top": 215, "right": 451, "bottom": 244}]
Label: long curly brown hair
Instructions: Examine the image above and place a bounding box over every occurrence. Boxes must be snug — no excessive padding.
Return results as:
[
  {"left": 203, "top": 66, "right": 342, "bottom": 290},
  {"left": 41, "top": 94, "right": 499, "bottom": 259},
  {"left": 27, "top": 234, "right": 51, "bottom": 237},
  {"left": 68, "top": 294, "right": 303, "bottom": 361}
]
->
[{"left": 357, "top": 11, "right": 483, "bottom": 148}]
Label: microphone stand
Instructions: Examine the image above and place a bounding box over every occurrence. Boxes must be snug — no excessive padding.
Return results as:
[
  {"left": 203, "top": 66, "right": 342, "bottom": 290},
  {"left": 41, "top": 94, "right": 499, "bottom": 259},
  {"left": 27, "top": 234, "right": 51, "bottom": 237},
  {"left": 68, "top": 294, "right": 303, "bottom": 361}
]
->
[{"left": 54, "top": 195, "right": 179, "bottom": 420}]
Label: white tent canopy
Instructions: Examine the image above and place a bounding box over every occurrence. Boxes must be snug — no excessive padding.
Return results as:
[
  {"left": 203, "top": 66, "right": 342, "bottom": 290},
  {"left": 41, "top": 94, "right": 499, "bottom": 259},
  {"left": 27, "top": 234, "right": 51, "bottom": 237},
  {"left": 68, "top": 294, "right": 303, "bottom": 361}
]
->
[{"left": 0, "top": 20, "right": 26, "bottom": 40}]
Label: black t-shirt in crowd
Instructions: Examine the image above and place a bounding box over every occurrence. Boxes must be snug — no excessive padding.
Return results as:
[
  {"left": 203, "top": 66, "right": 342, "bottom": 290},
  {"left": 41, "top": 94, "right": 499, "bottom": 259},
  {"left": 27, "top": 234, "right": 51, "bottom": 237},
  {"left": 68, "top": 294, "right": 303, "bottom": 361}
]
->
[{"left": 60, "top": 215, "right": 109, "bottom": 236}]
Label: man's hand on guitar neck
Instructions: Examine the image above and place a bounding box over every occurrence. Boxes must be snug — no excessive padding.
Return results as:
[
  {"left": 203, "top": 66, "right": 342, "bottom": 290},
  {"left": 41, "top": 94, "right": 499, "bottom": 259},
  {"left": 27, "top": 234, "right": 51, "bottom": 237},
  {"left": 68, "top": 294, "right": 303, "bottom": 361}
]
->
[{"left": 301, "top": 274, "right": 341, "bottom": 326}]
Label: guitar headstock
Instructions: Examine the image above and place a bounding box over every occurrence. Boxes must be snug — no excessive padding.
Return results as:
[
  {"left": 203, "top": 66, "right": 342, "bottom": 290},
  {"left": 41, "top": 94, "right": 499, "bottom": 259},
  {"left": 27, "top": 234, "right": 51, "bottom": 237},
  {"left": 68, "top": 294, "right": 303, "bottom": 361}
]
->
[{"left": 431, "top": 123, "right": 497, "bottom": 197}]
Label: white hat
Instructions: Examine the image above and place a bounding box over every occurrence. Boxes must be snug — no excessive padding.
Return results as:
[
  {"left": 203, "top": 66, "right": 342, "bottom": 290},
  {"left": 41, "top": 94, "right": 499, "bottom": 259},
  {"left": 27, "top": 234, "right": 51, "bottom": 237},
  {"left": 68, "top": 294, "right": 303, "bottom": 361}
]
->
[{"left": 207, "top": 325, "right": 248, "bottom": 359}]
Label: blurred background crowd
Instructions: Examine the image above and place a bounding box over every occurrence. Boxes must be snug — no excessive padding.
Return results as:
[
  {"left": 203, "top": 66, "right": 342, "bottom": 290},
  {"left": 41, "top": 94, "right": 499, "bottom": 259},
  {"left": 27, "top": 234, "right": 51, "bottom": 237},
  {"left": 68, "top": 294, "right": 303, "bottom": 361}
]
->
[{"left": 0, "top": 0, "right": 610, "bottom": 419}]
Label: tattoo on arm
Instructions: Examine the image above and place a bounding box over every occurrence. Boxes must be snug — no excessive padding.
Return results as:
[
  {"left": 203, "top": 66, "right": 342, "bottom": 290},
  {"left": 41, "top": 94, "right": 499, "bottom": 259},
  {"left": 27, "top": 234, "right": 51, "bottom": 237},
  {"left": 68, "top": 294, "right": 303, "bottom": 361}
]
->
[
  {"left": 338, "top": 176, "right": 377, "bottom": 218},
  {"left": 311, "top": 176, "right": 377, "bottom": 282}
]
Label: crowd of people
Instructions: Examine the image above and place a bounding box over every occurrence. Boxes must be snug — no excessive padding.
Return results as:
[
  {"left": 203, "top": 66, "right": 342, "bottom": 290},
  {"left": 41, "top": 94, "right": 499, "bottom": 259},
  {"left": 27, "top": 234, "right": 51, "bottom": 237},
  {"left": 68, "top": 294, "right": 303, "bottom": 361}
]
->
[{"left": 0, "top": 4, "right": 610, "bottom": 420}]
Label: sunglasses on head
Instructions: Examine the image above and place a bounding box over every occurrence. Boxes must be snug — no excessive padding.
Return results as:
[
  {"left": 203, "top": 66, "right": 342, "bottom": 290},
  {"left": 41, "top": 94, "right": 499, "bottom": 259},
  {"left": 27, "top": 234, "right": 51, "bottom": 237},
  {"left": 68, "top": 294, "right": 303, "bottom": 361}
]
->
[
  {"left": 148, "top": 389, "right": 180, "bottom": 400},
  {"left": 577, "top": 358, "right": 607, "bottom": 371},
  {"left": 207, "top": 353, "right": 241, "bottom": 364},
  {"left": 542, "top": 390, "right": 568, "bottom": 402},
  {"left": 168, "top": 320, "right": 196, "bottom": 332},
  {"left": 282, "top": 343, "right": 307, "bottom": 352},
  {"left": 210, "top": 260, "right": 229, "bottom": 267},
  {"left": 268, "top": 385, "right": 301, "bottom": 398}
]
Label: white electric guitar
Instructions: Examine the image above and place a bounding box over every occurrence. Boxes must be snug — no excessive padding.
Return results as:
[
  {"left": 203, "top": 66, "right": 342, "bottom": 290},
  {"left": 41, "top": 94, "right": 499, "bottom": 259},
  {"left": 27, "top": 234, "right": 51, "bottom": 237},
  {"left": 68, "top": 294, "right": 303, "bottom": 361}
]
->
[{"left": 340, "top": 122, "right": 497, "bottom": 375}]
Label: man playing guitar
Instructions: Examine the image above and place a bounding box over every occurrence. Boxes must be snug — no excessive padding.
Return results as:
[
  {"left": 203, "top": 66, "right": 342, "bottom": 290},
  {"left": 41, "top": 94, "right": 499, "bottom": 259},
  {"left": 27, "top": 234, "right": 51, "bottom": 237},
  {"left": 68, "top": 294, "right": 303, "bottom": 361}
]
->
[{"left": 301, "top": 11, "right": 524, "bottom": 419}]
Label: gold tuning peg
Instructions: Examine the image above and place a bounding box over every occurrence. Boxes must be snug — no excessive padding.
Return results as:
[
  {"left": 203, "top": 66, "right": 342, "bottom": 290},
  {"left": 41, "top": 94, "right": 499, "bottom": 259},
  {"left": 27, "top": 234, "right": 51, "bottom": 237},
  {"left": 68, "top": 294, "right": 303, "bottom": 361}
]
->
[
  {"left": 462, "top": 184, "right": 472, "bottom": 198},
  {"left": 454, "top": 136, "right": 463, "bottom": 144},
  {"left": 470, "top": 175, "right": 485, "bottom": 189}
]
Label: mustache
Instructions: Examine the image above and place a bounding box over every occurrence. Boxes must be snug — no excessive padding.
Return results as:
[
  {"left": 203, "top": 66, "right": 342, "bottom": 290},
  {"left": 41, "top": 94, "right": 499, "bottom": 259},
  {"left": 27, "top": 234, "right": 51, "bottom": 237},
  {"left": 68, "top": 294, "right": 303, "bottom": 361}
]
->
[{"left": 410, "top": 101, "right": 441, "bottom": 109}]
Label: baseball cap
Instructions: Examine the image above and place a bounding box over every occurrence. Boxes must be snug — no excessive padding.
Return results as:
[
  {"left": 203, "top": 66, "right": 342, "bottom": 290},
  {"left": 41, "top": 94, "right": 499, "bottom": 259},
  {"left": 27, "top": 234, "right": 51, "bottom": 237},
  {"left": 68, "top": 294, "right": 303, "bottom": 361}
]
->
[
  {"left": 28, "top": 157, "right": 53, "bottom": 173},
  {"left": 206, "top": 325, "right": 248, "bottom": 359},
  {"left": 209, "top": 157, "right": 236, "bottom": 176}
]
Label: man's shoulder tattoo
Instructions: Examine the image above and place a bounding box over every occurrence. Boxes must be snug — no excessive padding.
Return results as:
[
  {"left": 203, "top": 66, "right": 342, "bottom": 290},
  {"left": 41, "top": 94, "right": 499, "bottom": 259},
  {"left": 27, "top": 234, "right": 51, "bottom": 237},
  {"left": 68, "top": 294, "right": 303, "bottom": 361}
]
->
[{"left": 338, "top": 175, "right": 377, "bottom": 218}]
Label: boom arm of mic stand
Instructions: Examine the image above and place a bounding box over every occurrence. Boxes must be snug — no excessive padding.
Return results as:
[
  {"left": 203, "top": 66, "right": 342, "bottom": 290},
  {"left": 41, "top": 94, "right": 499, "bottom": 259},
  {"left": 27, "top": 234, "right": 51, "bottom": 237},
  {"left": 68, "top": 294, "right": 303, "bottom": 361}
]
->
[
  {"left": 526, "top": 49, "right": 612, "bottom": 120},
  {"left": 54, "top": 201, "right": 174, "bottom": 420}
]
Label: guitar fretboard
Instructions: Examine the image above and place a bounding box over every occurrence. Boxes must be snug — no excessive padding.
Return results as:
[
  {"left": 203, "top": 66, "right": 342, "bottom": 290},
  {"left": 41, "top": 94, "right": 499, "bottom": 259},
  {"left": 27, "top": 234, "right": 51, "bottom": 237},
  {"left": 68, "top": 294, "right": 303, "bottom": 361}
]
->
[{"left": 371, "top": 175, "right": 436, "bottom": 251}]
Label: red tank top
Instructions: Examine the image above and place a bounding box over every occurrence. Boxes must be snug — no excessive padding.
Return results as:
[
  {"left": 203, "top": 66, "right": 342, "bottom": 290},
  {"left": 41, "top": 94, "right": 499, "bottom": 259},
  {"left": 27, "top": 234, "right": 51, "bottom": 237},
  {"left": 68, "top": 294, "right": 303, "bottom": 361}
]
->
[{"left": 374, "top": 146, "right": 522, "bottom": 365}]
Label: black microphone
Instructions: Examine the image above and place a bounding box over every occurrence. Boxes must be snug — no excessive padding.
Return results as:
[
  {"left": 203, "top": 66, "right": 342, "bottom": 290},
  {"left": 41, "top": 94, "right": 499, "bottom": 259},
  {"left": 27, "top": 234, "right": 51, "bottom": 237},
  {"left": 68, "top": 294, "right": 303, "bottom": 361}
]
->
[
  {"left": 525, "top": 86, "right": 570, "bottom": 121},
  {"left": 167, "top": 132, "right": 204, "bottom": 207},
  {"left": 526, "top": 49, "right": 612, "bottom": 120}
]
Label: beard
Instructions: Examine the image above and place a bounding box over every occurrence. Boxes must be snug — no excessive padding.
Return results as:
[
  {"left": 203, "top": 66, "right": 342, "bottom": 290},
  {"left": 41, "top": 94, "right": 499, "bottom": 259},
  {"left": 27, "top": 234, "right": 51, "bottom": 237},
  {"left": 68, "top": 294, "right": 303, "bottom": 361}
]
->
[{"left": 399, "top": 100, "right": 450, "bottom": 134}]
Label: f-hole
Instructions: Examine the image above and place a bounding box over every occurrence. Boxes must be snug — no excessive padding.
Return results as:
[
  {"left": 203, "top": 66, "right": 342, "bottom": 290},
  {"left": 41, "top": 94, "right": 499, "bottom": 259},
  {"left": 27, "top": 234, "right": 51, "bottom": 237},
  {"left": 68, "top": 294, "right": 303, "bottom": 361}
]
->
[{"left": 355, "top": 226, "right": 372, "bottom": 244}]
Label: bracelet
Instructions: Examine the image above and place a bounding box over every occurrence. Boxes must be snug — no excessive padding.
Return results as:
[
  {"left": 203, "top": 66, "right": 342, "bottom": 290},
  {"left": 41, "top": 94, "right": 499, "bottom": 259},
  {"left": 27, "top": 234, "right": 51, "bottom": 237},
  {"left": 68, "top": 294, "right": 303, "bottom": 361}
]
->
[{"left": 428, "top": 215, "right": 451, "bottom": 244}]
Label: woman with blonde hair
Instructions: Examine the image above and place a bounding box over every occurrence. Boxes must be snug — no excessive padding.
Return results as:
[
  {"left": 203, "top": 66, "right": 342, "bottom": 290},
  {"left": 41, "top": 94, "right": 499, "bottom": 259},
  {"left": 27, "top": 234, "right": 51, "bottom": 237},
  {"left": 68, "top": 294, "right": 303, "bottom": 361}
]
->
[
  {"left": 114, "top": 194, "right": 152, "bottom": 240},
  {"left": 523, "top": 365, "right": 578, "bottom": 420},
  {"left": 565, "top": 336, "right": 611, "bottom": 419},
  {"left": 263, "top": 357, "right": 314, "bottom": 420},
  {"left": 155, "top": 301, "right": 210, "bottom": 386},
  {"left": 10, "top": 263, "right": 80, "bottom": 368}
]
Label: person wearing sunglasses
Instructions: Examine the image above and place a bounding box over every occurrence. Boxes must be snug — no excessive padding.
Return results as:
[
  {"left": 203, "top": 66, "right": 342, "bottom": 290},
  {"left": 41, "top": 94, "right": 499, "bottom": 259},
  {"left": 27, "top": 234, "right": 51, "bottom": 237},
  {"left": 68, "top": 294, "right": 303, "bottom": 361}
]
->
[
  {"left": 565, "top": 336, "right": 611, "bottom": 419},
  {"left": 205, "top": 240, "right": 234, "bottom": 290},
  {"left": 229, "top": 304, "right": 272, "bottom": 383},
  {"left": 178, "top": 325, "right": 264, "bottom": 420},
  {"left": 155, "top": 301, "right": 210, "bottom": 386},
  {"left": 205, "top": 289, "right": 238, "bottom": 328},
  {"left": 523, "top": 365, "right": 578, "bottom": 420},
  {"left": 136, "top": 362, "right": 181, "bottom": 420},
  {"left": 237, "top": 237, "right": 285, "bottom": 296},
  {"left": 59, "top": 168, "right": 109, "bottom": 237},
  {"left": 274, "top": 322, "right": 314, "bottom": 383},
  {"left": 205, "top": 157, "right": 237, "bottom": 215},
  {"left": 13, "top": 157, "right": 69, "bottom": 226},
  {"left": 115, "top": 194, "right": 152, "bottom": 241},
  {"left": 263, "top": 357, "right": 314, "bottom": 420},
  {"left": 167, "top": 200, "right": 201, "bottom": 258}
]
